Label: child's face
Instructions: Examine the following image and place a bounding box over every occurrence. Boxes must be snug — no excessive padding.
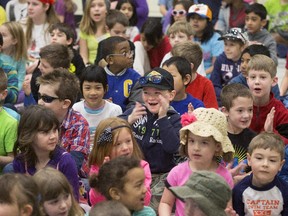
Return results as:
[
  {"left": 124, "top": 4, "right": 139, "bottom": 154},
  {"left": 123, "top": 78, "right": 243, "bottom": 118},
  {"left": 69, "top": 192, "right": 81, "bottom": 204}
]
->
[
  {"left": 142, "top": 87, "right": 175, "bottom": 114},
  {"left": 224, "top": 40, "right": 244, "bottom": 62},
  {"left": 247, "top": 148, "right": 284, "bottom": 187},
  {"left": 117, "top": 167, "right": 147, "bottom": 212},
  {"left": 110, "top": 128, "right": 134, "bottom": 159},
  {"left": 223, "top": 97, "right": 253, "bottom": 134},
  {"left": 34, "top": 127, "right": 58, "bottom": 153},
  {"left": 172, "top": 4, "right": 187, "bottom": 22},
  {"left": 169, "top": 32, "right": 190, "bottom": 47},
  {"left": 0, "top": 203, "right": 21, "bottom": 216},
  {"left": 0, "top": 25, "right": 16, "bottom": 52},
  {"left": 189, "top": 15, "right": 207, "bottom": 35},
  {"left": 247, "top": 70, "right": 277, "bottom": 100},
  {"left": 140, "top": 34, "right": 153, "bottom": 51},
  {"left": 27, "top": 0, "right": 49, "bottom": 19},
  {"left": 187, "top": 132, "right": 221, "bottom": 166},
  {"left": 38, "top": 58, "right": 54, "bottom": 75},
  {"left": 50, "top": 29, "right": 72, "bottom": 46},
  {"left": 108, "top": 40, "right": 133, "bottom": 71},
  {"left": 109, "top": 23, "right": 127, "bottom": 38},
  {"left": 43, "top": 193, "right": 72, "bottom": 216},
  {"left": 82, "top": 81, "right": 105, "bottom": 109},
  {"left": 120, "top": 2, "right": 133, "bottom": 20},
  {"left": 90, "top": 0, "right": 108, "bottom": 23},
  {"left": 163, "top": 64, "right": 189, "bottom": 98},
  {"left": 240, "top": 52, "right": 251, "bottom": 77},
  {"left": 245, "top": 12, "right": 265, "bottom": 34}
]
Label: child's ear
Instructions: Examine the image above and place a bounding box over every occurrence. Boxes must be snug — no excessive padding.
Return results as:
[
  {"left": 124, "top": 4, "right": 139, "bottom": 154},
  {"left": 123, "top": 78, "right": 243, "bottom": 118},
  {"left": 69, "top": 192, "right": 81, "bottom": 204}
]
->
[
  {"left": 109, "top": 187, "right": 121, "bottom": 200},
  {"left": 66, "top": 38, "right": 73, "bottom": 46},
  {"left": 62, "top": 99, "right": 71, "bottom": 109},
  {"left": 247, "top": 153, "right": 251, "bottom": 166},
  {"left": 183, "top": 74, "right": 192, "bottom": 86},
  {"left": 261, "top": 19, "right": 267, "bottom": 28},
  {"left": 21, "top": 204, "right": 33, "bottom": 216},
  {"left": 106, "top": 56, "right": 114, "bottom": 65},
  {"left": 168, "top": 90, "right": 176, "bottom": 101},
  {"left": 0, "top": 89, "right": 8, "bottom": 100},
  {"left": 221, "top": 106, "right": 229, "bottom": 117},
  {"left": 279, "top": 159, "right": 285, "bottom": 171},
  {"left": 271, "top": 76, "right": 278, "bottom": 87}
]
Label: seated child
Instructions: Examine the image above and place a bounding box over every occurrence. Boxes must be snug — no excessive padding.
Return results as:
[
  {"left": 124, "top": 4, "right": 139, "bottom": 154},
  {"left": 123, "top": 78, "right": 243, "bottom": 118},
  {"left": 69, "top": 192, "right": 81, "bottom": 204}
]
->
[
  {"left": 100, "top": 36, "right": 140, "bottom": 111},
  {"left": 246, "top": 55, "right": 288, "bottom": 144},
  {"left": 229, "top": 44, "right": 280, "bottom": 100},
  {"left": 171, "top": 41, "right": 218, "bottom": 109},
  {"left": 89, "top": 156, "right": 156, "bottom": 215},
  {"left": 210, "top": 27, "right": 248, "bottom": 107},
  {"left": 0, "top": 69, "right": 17, "bottom": 172},
  {"left": 72, "top": 65, "right": 122, "bottom": 151},
  {"left": 233, "top": 132, "right": 288, "bottom": 215},
  {"left": 158, "top": 107, "right": 234, "bottom": 216},
  {"left": 162, "top": 56, "right": 205, "bottom": 115},
  {"left": 37, "top": 68, "right": 90, "bottom": 176},
  {"left": 88, "top": 117, "right": 151, "bottom": 206}
]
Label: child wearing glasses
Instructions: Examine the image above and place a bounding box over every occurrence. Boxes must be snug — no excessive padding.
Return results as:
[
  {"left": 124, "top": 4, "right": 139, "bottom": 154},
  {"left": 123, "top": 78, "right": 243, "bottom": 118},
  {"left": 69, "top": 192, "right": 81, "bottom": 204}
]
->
[
  {"left": 210, "top": 27, "right": 248, "bottom": 107},
  {"left": 37, "top": 68, "right": 90, "bottom": 178},
  {"left": 100, "top": 36, "right": 140, "bottom": 111},
  {"left": 120, "top": 67, "right": 181, "bottom": 212}
]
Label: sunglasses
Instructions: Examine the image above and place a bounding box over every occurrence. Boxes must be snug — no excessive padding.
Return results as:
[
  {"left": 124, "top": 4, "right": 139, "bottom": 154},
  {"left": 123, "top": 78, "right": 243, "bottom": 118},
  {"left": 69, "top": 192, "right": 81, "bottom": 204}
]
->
[
  {"left": 139, "top": 75, "right": 163, "bottom": 85},
  {"left": 38, "top": 93, "right": 59, "bottom": 103},
  {"left": 171, "top": 9, "right": 187, "bottom": 16}
]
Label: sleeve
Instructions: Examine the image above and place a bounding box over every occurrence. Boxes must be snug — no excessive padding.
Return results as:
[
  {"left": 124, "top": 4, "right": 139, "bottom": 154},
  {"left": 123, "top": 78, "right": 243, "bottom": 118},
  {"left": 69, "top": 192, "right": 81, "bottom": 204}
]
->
[
  {"left": 126, "top": 81, "right": 143, "bottom": 110},
  {"left": 58, "top": 153, "right": 80, "bottom": 201},
  {"left": 211, "top": 34, "right": 224, "bottom": 57},
  {"left": 17, "top": 60, "right": 26, "bottom": 90},
  {"left": 157, "top": 113, "right": 181, "bottom": 154},
  {"left": 202, "top": 78, "right": 218, "bottom": 109},
  {"left": 215, "top": 7, "right": 227, "bottom": 33},
  {"left": 133, "top": 41, "right": 148, "bottom": 76},
  {"left": 141, "top": 160, "right": 152, "bottom": 206},
  {"left": 4, "top": 120, "right": 17, "bottom": 153},
  {"left": 210, "top": 56, "right": 223, "bottom": 106},
  {"left": 232, "top": 185, "right": 245, "bottom": 216},
  {"left": 24, "top": 93, "right": 37, "bottom": 107},
  {"left": 54, "top": 0, "right": 65, "bottom": 16},
  {"left": 266, "top": 36, "right": 278, "bottom": 65},
  {"left": 134, "top": 0, "right": 149, "bottom": 29},
  {"left": 71, "top": 51, "right": 85, "bottom": 79},
  {"left": 12, "top": 158, "right": 25, "bottom": 173},
  {"left": 6, "top": 68, "right": 18, "bottom": 104}
]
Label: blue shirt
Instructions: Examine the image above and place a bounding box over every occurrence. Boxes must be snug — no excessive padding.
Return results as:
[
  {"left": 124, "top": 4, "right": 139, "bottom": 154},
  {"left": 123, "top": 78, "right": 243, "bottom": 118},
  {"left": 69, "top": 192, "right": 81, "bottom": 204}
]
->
[{"left": 171, "top": 93, "right": 205, "bottom": 115}]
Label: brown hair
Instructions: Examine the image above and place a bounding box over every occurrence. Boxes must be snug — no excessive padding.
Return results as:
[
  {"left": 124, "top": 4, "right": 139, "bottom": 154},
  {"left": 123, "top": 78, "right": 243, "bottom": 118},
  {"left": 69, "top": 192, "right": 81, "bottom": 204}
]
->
[
  {"left": 106, "top": 10, "right": 129, "bottom": 29},
  {"left": 171, "top": 41, "right": 202, "bottom": 73},
  {"left": 247, "top": 54, "right": 276, "bottom": 78},
  {"left": 0, "top": 68, "right": 7, "bottom": 91},
  {"left": 167, "top": 20, "right": 194, "bottom": 37}
]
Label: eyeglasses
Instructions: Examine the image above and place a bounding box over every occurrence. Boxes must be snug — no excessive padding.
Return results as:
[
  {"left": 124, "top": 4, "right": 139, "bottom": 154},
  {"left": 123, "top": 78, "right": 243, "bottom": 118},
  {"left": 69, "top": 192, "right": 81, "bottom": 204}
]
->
[
  {"left": 38, "top": 93, "right": 59, "bottom": 103},
  {"left": 139, "top": 75, "right": 163, "bottom": 85},
  {"left": 108, "top": 50, "right": 134, "bottom": 58},
  {"left": 171, "top": 10, "right": 187, "bottom": 16}
]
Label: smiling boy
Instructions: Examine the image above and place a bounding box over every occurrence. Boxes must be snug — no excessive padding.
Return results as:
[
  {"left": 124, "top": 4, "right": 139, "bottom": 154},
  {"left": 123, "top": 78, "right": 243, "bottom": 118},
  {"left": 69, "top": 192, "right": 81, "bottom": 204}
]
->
[{"left": 233, "top": 132, "right": 288, "bottom": 215}]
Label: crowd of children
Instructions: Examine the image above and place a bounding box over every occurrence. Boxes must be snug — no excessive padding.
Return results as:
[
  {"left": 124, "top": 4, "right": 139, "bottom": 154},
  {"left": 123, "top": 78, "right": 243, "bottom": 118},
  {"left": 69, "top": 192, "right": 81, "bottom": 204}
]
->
[{"left": 1, "top": 0, "right": 288, "bottom": 215}]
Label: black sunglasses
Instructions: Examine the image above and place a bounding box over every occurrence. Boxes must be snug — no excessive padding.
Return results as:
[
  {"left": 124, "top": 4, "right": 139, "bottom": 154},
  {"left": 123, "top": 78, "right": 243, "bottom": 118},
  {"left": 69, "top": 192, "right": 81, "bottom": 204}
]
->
[
  {"left": 38, "top": 93, "right": 59, "bottom": 103},
  {"left": 139, "top": 75, "right": 163, "bottom": 85}
]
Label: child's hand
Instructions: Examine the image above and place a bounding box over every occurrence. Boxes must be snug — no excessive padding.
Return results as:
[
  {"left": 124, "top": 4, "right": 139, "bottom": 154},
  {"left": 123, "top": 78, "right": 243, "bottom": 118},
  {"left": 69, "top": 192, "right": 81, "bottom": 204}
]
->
[
  {"left": 225, "top": 207, "right": 239, "bottom": 216},
  {"left": 23, "top": 74, "right": 32, "bottom": 96},
  {"left": 103, "top": 156, "right": 110, "bottom": 164},
  {"left": 105, "top": 97, "right": 113, "bottom": 103},
  {"left": 128, "top": 102, "right": 147, "bottom": 124},
  {"left": 226, "top": 160, "right": 247, "bottom": 177},
  {"left": 264, "top": 107, "right": 275, "bottom": 133},
  {"left": 158, "top": 94, "right": 170, "bottom": 119},
  {"left": 187, "top": 102, "right": 194, "bottom": 114}
]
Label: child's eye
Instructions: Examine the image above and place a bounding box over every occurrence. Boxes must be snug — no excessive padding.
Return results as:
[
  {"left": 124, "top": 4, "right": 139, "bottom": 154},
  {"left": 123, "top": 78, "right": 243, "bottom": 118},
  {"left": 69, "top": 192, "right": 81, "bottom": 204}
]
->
[{"left": 237, "top": 109, "right": 243, "bottom": 113}]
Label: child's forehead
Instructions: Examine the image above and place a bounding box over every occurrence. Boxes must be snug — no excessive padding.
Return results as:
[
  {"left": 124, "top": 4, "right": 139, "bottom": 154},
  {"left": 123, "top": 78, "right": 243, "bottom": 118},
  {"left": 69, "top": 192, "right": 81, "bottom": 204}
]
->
[
  {"left": 248, "top": 69, "right": 270, "bottom": 75},
  {"left": 241, "top": 52, "right": 251, "bottom": 59},
  {"left": 169, "top": 31, "right": 189, "bottom": 37},
  {"left": 246, "top": 12, "right": 261, "bottom": 19},
  {"left": 114, "top": 40, "right": 130, "bottom": 51},
  {"left": 252, "top": 147, "right": 281, "bottom": 156},
  {"left": 224, "top": 39, "right": 242, "bottom": 45}
]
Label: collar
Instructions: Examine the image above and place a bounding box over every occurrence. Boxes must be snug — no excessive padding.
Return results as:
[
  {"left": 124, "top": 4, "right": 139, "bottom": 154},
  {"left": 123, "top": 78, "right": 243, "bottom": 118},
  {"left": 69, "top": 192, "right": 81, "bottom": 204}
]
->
[{"left": 104, "top": 66, "right": 127, "bottom": 76}]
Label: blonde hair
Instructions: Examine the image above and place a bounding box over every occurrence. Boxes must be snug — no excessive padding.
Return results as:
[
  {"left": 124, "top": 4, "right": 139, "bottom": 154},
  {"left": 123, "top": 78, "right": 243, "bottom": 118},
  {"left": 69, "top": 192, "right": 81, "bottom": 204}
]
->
[
  {"left": 2, "top": 22, "right": 27, "bottom": 61},
  {"left": 167, "top": 20, "right": 194, "bottom": 37},
  {"left": 88, "top": 117, "right": 143, "bottom": 167},
  {"left": 25, "top": 1, "right": 59, "bottom": 48},
  {"left": 171, "top": 41, "right": 203, "bottom": 73},
  {"left": 79, "top": 0, "right": 110, "bottom": 35},
  {"left": 33, "top": 167, "right": 84, "bottom": 216},
  {"left": 247, "top": 54, "right": 276, "bottom": 78}
]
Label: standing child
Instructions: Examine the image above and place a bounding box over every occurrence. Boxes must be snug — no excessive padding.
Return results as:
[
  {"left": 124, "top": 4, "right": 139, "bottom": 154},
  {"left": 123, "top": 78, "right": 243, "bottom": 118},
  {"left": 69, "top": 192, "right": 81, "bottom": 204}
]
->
[
  {"left": 116, "top": 0, "right": 139, "bottom": 41},
  {"left": 162, "top": 56, "right": 205, "bottom": 115},
  {"left": 100, "top": 36, "right": 140, "bottom": 111},
  {"left": 88, "top": 117, "right": 151, "bottom": 206},
  {"left": 79, "top": 0, "right": 110, "bottom": 65},
  {"left": 33, "top": 167, "right": 84, "bottom": 216},
  {"left": 158, "top": 107, "right": 234, "bottom": 216},
  {"left": 72, "top": 65, "right": 122, "bottom": 151},
  {"left": 246, "top": 55, "right": 288, "bottom": 144},
  {"left": 89, "top": 156, "right": 156, "bottom": 215},
  {"left": 20, "top": 0, "right": 59, "bottom": 62},
  {"left": 0, "top": 173, "right": 41, "bottom": 216},
  {"left": 210, "top": 27, "right": 248, "bottom": 106},
  {"left": 187, "top": 4, "right": 224, "bottom": 77},
  {"left": 12, "top": 105, "right": 80, "bottom": 200},
  {"left": 0, "top": 21, "right": 27, "bottom": 93},
  {"left": 233, "top": 132, "right": 288, "bottom": 215}
]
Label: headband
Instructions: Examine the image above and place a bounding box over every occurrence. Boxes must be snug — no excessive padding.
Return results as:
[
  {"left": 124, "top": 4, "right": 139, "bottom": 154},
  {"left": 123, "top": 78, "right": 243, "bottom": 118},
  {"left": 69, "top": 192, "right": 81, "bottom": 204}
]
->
[
  {"left": 97, "top": 125, "right": 131, "bottom": 146},
  {"left": 39, "top": 0, "right": 55, "bottom": 5}
]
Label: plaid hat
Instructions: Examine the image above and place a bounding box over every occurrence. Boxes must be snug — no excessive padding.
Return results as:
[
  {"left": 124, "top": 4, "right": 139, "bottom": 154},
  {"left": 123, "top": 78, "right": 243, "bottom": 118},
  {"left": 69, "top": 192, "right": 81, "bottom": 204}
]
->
[
  {"left": 188, "top": 4, "right": 212, "bottom": 21},
  {"left": 170, "top": 171, "right": 232, "bottom": 216},
  {"left": 180, "top": 108, "right": 234, "bottom": 154},
  {"left": 139, "top": 67, "right": 174, "bottom": 90},
  {"left": 219, "top": 28, "right": 249, "bottom": 44}
]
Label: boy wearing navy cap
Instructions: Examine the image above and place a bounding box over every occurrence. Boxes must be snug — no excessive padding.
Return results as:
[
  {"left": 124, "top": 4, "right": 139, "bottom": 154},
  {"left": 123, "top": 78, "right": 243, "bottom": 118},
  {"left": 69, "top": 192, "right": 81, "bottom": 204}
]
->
[
  {"left": 210, "top": 27, "right": 248, "bottom": 106},
  {"left": 119, "top": 67, "right": 181, "bottom": 211}
]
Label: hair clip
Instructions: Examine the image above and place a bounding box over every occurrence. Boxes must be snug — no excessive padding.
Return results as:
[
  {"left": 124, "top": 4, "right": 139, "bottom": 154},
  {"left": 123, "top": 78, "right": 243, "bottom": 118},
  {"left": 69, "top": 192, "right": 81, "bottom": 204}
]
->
[{"left": 97, "top": 127, "right": 113, "bottom": 145}]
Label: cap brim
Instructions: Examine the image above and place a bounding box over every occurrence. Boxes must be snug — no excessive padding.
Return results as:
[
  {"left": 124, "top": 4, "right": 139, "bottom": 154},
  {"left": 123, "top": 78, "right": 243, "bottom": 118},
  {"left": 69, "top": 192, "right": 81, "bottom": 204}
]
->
[
  {"left": 140, "top": 83, "right": 172, "bottom": 90},
  {"left": 187, "top": 12, "right": 209, "bottom": 19}
]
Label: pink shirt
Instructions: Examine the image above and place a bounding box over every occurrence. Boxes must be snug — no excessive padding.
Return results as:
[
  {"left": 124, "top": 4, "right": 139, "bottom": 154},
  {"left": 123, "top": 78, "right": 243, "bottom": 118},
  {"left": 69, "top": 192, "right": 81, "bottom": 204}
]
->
[
  {"left": 167, "top": 160, "right": 233, "bottom": 216},
  {"left": 89, "top": 160, "right": 152, "bottom": 206}
]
